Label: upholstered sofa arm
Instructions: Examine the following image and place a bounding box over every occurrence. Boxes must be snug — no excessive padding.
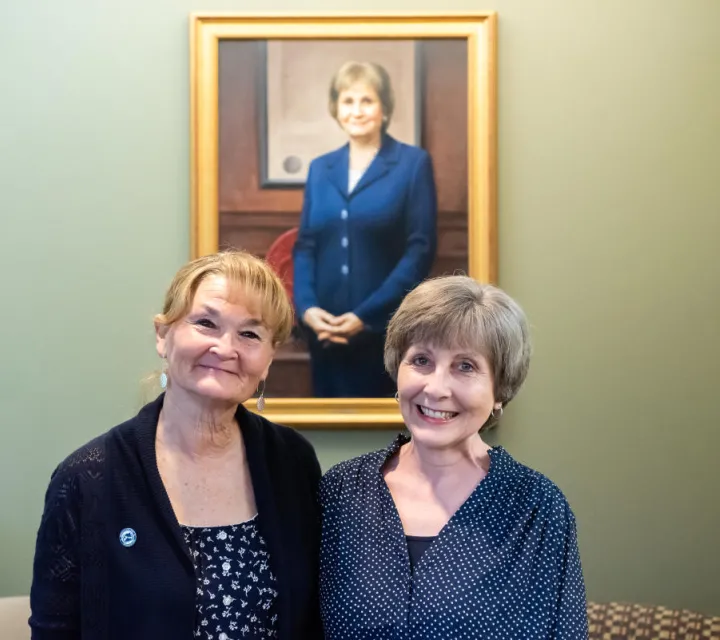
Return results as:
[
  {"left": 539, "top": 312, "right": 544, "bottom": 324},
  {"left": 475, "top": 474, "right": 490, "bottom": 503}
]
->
[{"left": 587, "top": 601, "right": 720, "bottom": 639}]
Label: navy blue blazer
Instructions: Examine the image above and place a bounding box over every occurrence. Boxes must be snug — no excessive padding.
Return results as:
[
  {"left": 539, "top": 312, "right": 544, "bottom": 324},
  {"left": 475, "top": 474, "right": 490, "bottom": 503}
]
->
[{"left": 293, "top": 134, "right": 438, "bottom": 333}]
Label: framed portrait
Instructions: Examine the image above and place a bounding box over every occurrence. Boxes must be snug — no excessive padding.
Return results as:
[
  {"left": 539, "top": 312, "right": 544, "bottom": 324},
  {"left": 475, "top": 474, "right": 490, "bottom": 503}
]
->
[{"left": 190, "top": 12, "right": 498, "bottom": 429}]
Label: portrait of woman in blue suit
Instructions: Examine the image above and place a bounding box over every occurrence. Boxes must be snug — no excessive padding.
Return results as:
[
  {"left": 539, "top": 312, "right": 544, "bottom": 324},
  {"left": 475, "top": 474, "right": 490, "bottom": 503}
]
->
[{"left": 293, "top": 60, "right": 438, "bottom": 398}]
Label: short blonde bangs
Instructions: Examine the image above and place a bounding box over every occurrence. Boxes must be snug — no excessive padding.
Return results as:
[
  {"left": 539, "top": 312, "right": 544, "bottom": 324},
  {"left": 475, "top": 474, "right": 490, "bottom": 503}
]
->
[{"left": 155, "top": 250, "right": 294, "bottom": 346}]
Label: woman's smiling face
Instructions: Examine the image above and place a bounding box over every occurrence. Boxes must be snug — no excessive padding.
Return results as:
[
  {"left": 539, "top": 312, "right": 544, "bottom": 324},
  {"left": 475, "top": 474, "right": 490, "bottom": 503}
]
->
[
  {"left": 155, "top": 275, "right": 275, "bottom": 407},
  {"left": 396, "top": 343, "right": 500, "bottom": 450},
  {"left": 335, "top": 81, "right": 384, "bottom": 143}
]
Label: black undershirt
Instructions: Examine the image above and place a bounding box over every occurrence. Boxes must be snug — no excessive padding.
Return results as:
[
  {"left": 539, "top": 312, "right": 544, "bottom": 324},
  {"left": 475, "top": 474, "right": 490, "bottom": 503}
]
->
[{"left": 406, "top": 535, "right": 436, "bottom": 571}]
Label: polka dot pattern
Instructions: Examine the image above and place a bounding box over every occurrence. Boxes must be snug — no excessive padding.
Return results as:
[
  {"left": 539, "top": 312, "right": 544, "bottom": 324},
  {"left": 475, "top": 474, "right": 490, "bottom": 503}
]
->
[{"left": 319, "top": 433, "right": 589, "bottom": 639}]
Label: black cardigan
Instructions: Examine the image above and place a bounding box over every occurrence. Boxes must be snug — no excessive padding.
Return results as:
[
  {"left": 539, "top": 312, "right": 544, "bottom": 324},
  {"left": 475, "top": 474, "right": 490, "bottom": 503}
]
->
[{"left": 29, "top": 394, "right": 323, "bottom": 639}]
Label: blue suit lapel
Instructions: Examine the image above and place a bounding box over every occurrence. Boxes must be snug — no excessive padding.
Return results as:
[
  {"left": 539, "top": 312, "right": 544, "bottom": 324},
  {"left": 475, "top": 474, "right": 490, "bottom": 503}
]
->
[
  {"left": 349, "top": 134, "right": 401, "bottom": 198},
  {"left": 325, "top": 144, "right": 350, "bottom": 199},
  {"left": 323, "top": 135, "right": 402, "bottom": 200}
]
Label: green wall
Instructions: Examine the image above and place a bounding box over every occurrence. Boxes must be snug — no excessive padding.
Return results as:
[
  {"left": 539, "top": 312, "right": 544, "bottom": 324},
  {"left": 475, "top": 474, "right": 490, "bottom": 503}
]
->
[{"left": 2, "top": 0, "right": 719, "bottom": 616}]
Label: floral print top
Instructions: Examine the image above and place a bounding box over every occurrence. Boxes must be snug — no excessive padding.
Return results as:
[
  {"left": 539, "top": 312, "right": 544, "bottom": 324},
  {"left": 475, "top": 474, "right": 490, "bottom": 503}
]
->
[{"left": 182, "top": 515, "right": 278, "bottom": 639}]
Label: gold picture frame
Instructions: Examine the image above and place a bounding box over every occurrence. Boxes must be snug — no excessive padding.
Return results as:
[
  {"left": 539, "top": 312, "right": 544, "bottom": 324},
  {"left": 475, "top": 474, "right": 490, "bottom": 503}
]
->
[{"left": 190, "top": 12, "right": 497, "bottom": 429}]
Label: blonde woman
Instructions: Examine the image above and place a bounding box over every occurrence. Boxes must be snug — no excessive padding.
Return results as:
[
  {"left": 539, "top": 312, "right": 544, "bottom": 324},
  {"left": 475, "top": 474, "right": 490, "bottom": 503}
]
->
[
  {"left": 30, "top": 251, "right": 323, "bottom": 639},
  {"left": 293, "top": 60, "right": 438, "bottom": 398}
]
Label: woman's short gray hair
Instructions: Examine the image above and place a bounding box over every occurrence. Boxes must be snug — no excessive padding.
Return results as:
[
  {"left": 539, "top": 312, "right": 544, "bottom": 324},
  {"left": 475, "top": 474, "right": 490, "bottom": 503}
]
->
[{"left": 384, "top": 275, "right": 532, "bottom": 429}]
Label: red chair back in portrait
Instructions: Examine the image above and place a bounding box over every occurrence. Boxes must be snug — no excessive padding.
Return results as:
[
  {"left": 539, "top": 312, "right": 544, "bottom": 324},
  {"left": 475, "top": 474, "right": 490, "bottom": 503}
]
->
[{"left": 265, "top": 228, "right": 298, "bottom": 305}]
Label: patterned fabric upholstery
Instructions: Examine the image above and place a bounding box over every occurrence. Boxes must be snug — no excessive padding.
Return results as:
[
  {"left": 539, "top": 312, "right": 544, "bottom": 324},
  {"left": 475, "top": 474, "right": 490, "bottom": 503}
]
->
[{"left": 587, "top": 601, "right": 720, "bottom": 639}]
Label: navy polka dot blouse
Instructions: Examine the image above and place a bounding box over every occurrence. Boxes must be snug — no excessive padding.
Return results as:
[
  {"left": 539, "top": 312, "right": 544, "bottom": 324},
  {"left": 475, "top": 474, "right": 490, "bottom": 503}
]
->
[{"left": 319, "top": 434, "right": 588, "bottom": 639}]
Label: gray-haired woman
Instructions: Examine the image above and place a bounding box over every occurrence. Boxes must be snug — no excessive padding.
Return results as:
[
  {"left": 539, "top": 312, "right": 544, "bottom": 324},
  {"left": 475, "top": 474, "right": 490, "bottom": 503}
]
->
[{"left": 318, "top": 275, "right": 588, "bottom": 639}]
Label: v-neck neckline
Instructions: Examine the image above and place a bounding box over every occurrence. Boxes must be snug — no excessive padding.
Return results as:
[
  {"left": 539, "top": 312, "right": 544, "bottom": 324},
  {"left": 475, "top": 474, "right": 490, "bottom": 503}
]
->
[
  {"left": 132, "top": 395, "right": 288, "bottom": 590},
  {"left": 377, "top": 433, "right": 505, "bottom": 574}
]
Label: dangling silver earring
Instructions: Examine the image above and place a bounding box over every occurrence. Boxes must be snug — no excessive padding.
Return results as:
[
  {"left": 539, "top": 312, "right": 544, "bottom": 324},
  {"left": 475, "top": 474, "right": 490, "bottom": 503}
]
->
[
  {"left": 159, "top": 357, "right": 168, "bottom": 390},
  {"left": 491, "top": 405, "right": 503, "bottom": 418},
  {"left": 394, "top": 391, "right": 400, "bottom": 403},
  {"left": 256, "top": 380, "right": 266, "bottom": 412}
]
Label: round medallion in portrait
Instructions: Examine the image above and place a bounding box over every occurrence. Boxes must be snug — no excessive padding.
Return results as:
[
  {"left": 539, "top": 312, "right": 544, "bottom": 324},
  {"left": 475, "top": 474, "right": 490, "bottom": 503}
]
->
[{"left": 282, "top": 155, "right": 303, "bottom": 175}]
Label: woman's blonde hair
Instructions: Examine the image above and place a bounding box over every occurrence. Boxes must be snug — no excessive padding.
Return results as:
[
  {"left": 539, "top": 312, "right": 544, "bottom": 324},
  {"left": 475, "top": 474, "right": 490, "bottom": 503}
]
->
[
  {"left": 384, "top": 275, "right": 532, "bottom": 430},
  {"left": 155, "top": 250, "right": 294, "bottom": 347},
  {"left": 328, "top": 61, "right": 395, "bottom": 133}
]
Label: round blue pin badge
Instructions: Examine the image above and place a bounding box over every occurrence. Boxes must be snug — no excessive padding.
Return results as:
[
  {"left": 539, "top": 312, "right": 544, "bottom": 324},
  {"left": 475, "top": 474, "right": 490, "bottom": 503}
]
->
[{"left": 119, "top": 528, "right": 137, "bottom": 548}]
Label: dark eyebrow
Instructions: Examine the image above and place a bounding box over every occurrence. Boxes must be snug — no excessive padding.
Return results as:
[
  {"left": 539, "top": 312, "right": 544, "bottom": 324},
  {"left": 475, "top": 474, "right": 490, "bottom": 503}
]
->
[{"left": 198, "top": 305, "right": 266, "bottom": 329}]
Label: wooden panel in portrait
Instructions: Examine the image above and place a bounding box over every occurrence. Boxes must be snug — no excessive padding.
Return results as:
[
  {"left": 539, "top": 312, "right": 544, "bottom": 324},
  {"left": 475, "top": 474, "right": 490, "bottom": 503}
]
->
[{"left": 191, "top": 14, "right": 497, "bottom": 427}]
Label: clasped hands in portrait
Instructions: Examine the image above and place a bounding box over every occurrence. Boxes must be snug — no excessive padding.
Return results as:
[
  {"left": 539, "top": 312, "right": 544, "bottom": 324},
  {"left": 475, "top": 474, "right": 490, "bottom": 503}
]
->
[{"left": 303, "top": 306, "right": 364, "bottom": 345}]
